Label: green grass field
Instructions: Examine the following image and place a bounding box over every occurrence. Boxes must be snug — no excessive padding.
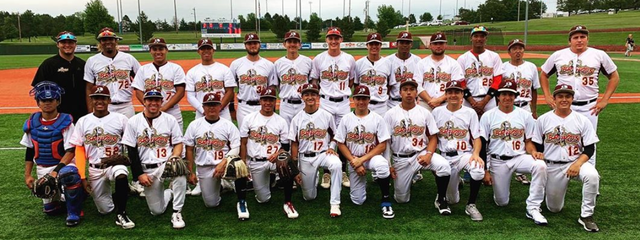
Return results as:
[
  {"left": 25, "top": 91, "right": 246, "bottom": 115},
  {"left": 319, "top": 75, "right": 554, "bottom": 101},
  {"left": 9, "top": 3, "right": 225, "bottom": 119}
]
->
[{"left": 1, "top": 103, "right": 639, "bottom": 239}]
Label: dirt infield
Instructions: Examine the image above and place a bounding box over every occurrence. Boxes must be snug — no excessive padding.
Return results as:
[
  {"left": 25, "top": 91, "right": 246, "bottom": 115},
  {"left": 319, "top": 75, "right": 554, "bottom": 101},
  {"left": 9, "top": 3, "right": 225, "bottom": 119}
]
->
[{"left": 2, "top": 53, "right": 638, "bottom": 114}]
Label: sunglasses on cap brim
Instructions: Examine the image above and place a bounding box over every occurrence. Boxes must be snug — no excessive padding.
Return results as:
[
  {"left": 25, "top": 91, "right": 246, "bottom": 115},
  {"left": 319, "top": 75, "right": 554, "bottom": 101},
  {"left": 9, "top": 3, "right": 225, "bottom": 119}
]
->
[{"left": 58, "top": 33, "right": 77, "bottom": 42}]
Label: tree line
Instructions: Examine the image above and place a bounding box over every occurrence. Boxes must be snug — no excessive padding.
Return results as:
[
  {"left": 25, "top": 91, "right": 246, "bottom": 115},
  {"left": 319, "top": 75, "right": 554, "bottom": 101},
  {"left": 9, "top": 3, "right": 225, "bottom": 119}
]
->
[{"left": 558, "top": 0, "right": 640, "bottom": 15}]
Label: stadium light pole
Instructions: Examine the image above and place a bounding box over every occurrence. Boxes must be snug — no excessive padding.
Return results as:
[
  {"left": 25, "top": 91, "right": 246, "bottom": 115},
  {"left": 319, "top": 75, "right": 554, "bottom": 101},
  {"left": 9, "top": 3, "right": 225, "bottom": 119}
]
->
[
  {"left": 173, "top": 0, "right": 178, "bottom": 33},
  {"left": 524, "top": 0, "right": 529, "bottom": 44},
  {"left": 137, "top": 0, "right": 142, "bottom": 44}
]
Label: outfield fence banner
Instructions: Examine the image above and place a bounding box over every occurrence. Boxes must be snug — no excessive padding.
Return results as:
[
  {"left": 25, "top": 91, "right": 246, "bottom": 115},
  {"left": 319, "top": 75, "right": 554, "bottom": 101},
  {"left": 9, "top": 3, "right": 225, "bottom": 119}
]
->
[
  {"left": 301, "top": 42, "right": 312, "bottom": 49},
  {"left": 117, "top": 45, "right": 130, "bottom": 52},
  {"left": 167, "top": 44, "right": 198, "bottom": 51},
  {"left": 265, "top": 43, "right": 286, "bottom": 50},
  {"left": 75, "top": 45, "right": 91, "bottom": 53},
  {"left": 311, "top": 42, "right": 328, "bottom": 49},
  {"left": 310, "top": 42, "right": 390, "bottom": 50},
  {"left": 219, "top": 43, "right": 245, "bottom": 50}
]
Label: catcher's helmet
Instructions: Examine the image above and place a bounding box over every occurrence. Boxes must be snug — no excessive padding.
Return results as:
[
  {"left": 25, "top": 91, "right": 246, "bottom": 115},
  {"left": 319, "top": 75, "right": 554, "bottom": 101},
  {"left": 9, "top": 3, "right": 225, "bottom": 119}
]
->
[{"left": 30, "top": 81, "right": 65, "bottom": 101}]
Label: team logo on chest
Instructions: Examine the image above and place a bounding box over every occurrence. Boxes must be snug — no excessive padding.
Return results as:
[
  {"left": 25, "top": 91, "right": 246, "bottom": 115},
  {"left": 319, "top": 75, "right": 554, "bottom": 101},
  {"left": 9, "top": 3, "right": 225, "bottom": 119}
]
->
[
  {"left": 144, "top": 73, "right": 175, "bottom": 91},
  {"left": 249, "top": 126, "right": 279, "bottom": 145},
  {"left": 195, "top": 131, "right": 227, "bottom": 151},
  {"left": 394, "top": 66, "right": 414, "bottom": 82},
  {"left": 505, "top": 71, "right": 533, "bottom": 90},
  {"left": 544, "top": 126, "right": 581, "bottom": 146},
  {"left": 423, "top": 67, "right": 452, "bottom": 83},
  {"left": 96, "top": 65, "right": 130, "bottom": 83},
  {"left": 558, "top": 59, "right": 596, "bottom": 77},
  {"left": 280, "top": 68, "right": 308, "bottom": 85},
  {"left": 359, "top": 69, "right": 387, "bottom": 86},
  {"left": 84, "top": 127, "right": 121, "bottom": 147},
  {"left": 439, "top": 121, "right": 468, "bottom": 140},
  {"left": 195, "top": 74, "right": 224, "bottom": 91},
  {"left": 491, "top": 121, "right": 525, "bottom": 141},
  {"left": 299, "top": 122, "right": 328, "bottom": 141},
  {"left": 392, "top": 119, "right": 426, "bottom": 137},
  {"left": 321, "top": 63, "right": 349, "bottom": 82},
  {"left": 239, "top": 69, "right": 269, "bottom": 89},
  {"left": 136, "top": 128, "right": 171, "bottom": 148},
  {"left": 346, "top": 125, "right": 376, "bottom": 144}
]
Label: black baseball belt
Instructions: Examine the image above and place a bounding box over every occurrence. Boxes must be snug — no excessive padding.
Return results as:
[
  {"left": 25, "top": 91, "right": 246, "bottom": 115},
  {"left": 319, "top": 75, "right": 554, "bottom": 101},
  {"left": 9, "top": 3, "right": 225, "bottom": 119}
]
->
[
  {"left": 443, "top": 151, "right": 459, "bottom": 157},
  {"left": 239, "top": 99, "right": 260, "bottom": 106},
  {"left": 392, "top": 151, "right": 418, "bottom": 158},
  {"left": 320, "top": 95, "right": 346, "bottom": 102},
  {"left": 110, "top": 102, "right": 128, "bottom": 105},
  {"left": 545, "top": 159, "right": 570, "bottom": 164},
  {"left": 490, "top": 154, "right": 516, "bottom": 160},
  {"left": 251, "top": 157, "right": 268, "bottom": 162},
  {"left": 284, "top": 98, "right": 302, "bottom": 104},
  {"left": 391, "top": 97, "right": 402, "bottom": 102},
  {"left": 89, "top": 163, "right": 107, "bottom": 169},
  {"left": 302, "top": 150, "right": 326, "bottom": 157},
  {"left": 369, "top": 100, "right": 383, "bottom": 105},
  {"left": 514, "top": 101, "right": 529, "bottom": 107},
  {"left": 572, "top": 98, "right": 597, "bottom": 106}
]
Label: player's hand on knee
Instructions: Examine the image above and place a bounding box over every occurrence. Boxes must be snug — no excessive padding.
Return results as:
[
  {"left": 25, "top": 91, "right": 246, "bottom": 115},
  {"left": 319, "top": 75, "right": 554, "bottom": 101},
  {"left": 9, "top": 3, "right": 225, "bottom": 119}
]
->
[
  {"left": 294, "top": 173, "right": 303, "bottom": 185},
  {"left": 470, "top": 155, "right": 484, "bottom": 169},
  {"left": 25, "top": 175, "right": 34, "bottom": 189},
  {"left": 138, "top": 173, "right": 153, "bottom": 187},
  {"left": 81, "top": 179, "right": 92, "bottom": 194},
  {"left": 566, "top": 162, "right": 582, "bottom": 178},
  {"left": 355, "top": 166, "right": 366, "bottom": 176},
  {"left": 390, "top": 167, "right": 397, "bottom": 179},
  {"left": 531, "top": 151, "right": 544, "bottom": 160},
  {"left": 214, "top": 161, "right": 226, "bottom": 178},
  {"left": 188, "top": 172, "right": 198, "bottom": 185},
  {"left": 327, "top": 149, "right": 337, "bottom": 156},
  {"left": 349, "top": 157, "right": 362, "bottom": 169},
  {"left": 482, "top": 171, "right": 493, "bottom": 186},
  {"left": 590, "top": 101, "right": 607, "bottom": 116}
]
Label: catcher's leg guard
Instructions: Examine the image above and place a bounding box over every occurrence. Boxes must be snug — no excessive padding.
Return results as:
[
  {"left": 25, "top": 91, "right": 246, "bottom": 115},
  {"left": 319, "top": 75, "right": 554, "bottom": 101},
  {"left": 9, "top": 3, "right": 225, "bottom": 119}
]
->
[{"left": 58, "top": 166, "right": 84, "bottom": 227}]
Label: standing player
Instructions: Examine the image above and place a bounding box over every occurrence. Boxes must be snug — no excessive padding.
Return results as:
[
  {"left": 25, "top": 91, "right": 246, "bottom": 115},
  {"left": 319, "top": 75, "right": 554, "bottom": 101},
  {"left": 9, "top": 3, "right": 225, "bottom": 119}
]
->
[
  {"left": 22, "top": 81, "right": 84, "bottom": 227},
  {"left": 84, "top": 27, "right": 141, "bottom": 118},
  {"left": 121, "top": 89, "right": 187, "bottom": 229},
  {"left": 274, "top": 30, "right": 312, "bottom": 124},
  {"left": 33, "top": 31, "right": 88, "bottom": 122},
  {"left": 386, "top": 31, "right": 423, "bottom": 110},
  {"left": 309, "top": 27, "right": 356, "bottom": 188},
  {"left": 479, "top": 79, "right": 549, "bottom": 225},
  {"left": 70, "top": 86, "right": 134, "bottom": 229},
  {"left": 354, "top": 32, "right": 393, "bottom": 116},
  {"left": 432, "top": 81, "right": 485, "bottom": 221},
  {"left": 416, "top": 32, "right": 465, "bottom": 111},
  {"left": 540, "top": 25, "right": 619, "bottom": 166},
  {"left": 230, "top": 33, "right": 278, "bottom": 129},
  {"left": 335, "top": 85, "right": 394, "bottom": 219},
  {"left": 457, "top": 26, "right": 504, "bottom": 116},
  {"left": 533, "top": 84, "right": 600, "bottom": 232},
  {"left": 183, "top": 93, "right": 250, "bottom": 220},
  {"left": 625, "top": 34, "right": 634, "bottom": 57},
  {"left": 240, "top": 88, "right": 299, "bottom": 218},
  {"left": 132, "top": 38, "right": 186, "bottom": 129},
  {"left": 289, "top": 83, "right": 344, "bottom": 217},
  {"left": 383, "top": 79, "right": 452, "bottom": 213}
]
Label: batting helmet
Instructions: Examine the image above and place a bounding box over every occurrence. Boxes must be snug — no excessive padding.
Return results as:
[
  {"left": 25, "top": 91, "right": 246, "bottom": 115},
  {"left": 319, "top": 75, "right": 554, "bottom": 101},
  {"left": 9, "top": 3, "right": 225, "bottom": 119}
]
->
[{"left": 30, "top": 81, "right": 65, "bottom": 101}]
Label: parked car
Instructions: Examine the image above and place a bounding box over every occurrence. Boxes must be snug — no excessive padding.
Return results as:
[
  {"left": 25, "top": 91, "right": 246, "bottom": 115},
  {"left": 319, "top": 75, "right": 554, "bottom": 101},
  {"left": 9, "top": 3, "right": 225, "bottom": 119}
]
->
[
  {"left": 452, "top": 21, "right": 469, "bottom": 25},
  {"left": 418, "top": 22, "right": 429, "bottom": 26},
  {"left": 427, "top": 20, "right": 443, "bottom": 26}
]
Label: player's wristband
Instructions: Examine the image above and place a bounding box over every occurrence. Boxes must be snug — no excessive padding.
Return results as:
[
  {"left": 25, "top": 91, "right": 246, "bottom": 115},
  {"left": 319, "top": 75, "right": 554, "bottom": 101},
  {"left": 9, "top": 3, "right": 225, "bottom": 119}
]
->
[
  {"left": 463, "top": 89, "right": 472, "bottom": 99},
  {"left": 329, "top": 141, "right": 337, "bottom": 150},
  {"left": 53, "top": 163, "right": 66, "bottom": 173},
  {"left": 425, "top": 151, "right": 433, "bottom": 155},
  {"left": 487, "top": 88, "right": 497, "bottom": 97}
]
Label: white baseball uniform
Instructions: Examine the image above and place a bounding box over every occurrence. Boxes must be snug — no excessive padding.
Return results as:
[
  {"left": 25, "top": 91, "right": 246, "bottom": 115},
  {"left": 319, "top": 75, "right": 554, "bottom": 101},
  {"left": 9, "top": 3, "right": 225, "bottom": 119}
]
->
[
  {"left": 183, "top": 117, "right": 241, "bottom": 207},
  {"left": 185, "top": 62, "right": 236, "bottom": 121},
  {"left": 310, "top": 51, "right": 357, "bottom": 125},
  {"left": 120, "top": 112, "right": 186, "bottom": 216},
  {"left": 354, "top": 56, "right": 394, "bottom": 116},
  {"left": 502, "top": 61, "right": 540, "bottom": 113},
  {"left": 289, "top": 108, "right": 342, "bottom": 205},
  {"left": 240, "top": 111, "right": 289, "bottom": 203},
  {"left": 533, "top": 110, "right": 599, "bottom": 218},
  {"left": 84, "top": 52, "right": 141, "bottom": 118},
  {"left": 69, "top": 112, "right": 129, "bottom": 214},
  {"left": 334, "top": 111, "right": 390, "bottom": 205},
  {"left": 458, "top": 49, "right": 504, "bottom": 113},
  {"left": 274, "top": 55, "right": 312, "bottom": 124},
  {"left": 415, "top": 55, "right": 465, "bottom": 111},
  {"left": 479, "top": 107, "right": 547, "bottom": 211},
  {"left": 385, "top": 54, "right": 423, "bottom": 109},
  {"left": 432, "top": 106, "right": 485, "bottom": 204},
  {"left": 383, "top": 105, "right": 451, "bottom": 203},
  {"left": 230, "top": 56, "right": 278, "bottom": 129},
  {"left": 132, "top": 62, "right": 186, "bottom": 129}
]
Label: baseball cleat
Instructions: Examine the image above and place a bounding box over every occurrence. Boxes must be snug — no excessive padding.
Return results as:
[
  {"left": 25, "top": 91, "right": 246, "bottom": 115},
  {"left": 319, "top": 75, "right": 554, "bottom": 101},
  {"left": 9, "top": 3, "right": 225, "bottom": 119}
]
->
[
  {"left": 66, "top": 214, "right": 80, "bottom": 227},
  {"left": 185, "top": 185, "right": 192, "bottom": 195},
  {"left": 237, "top": 200, "right": 250, "bottom": 220},
  {"left": 115, "top": 212, "right": 136, "bottom": 229},
  {"left": 579, "top": 216, "right": 599, "bottom": 232},
  {"left": 434, "top": 195, "right": 451, "bottom": 215},
  {"left": 129, "top": 181, "right": 144, "bottom": 195},
  {"left": 321, "top": 173, "right": 331, "bottom": 189},
  {"left": 465, "top": 204, "right": 483, "bottom": 221},
  {"left": 330, "top": 204, "right": 341, "bottom": 218},
  {"left": 515, "top": 174, "right": 531, "bottom": 185},
  {"left": 190, "top": 183, "right": 201, "bottom": 196},
  {"left": 283, "top": 202, "right": 299, "bottom": 219},
  {"left": 381, "top": 202, "right": 395, "bottom": 219},
  {"left": 412, "top": 172, "right": 423, "bottom": 185},
  {"left": 342, "top": 172, "right": 350, "bottom": 188},
  {"left": 171, "top": 212, "right": 185, "bottom": 229},
  {"left": 526, "top": 209, "right": 548, "bottom": 226}
]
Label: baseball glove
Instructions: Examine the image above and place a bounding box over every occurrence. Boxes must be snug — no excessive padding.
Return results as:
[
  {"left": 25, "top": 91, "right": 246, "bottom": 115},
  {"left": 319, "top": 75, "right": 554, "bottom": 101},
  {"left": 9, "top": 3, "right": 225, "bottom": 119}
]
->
[
  {"left": 276, "top": 151, "right": 299, "bottom": 179},
  {"left": 222, "top": 155, "right": 249, "bottom": 180},
  {"left": 32, "top": 173, "right": 58, "bottom": 198},
  {"left": 100, "top": 154, "right": 131, "bottom": 167},
  {"left": 162, "top": 156, "right": 190, "bottom": 178}
]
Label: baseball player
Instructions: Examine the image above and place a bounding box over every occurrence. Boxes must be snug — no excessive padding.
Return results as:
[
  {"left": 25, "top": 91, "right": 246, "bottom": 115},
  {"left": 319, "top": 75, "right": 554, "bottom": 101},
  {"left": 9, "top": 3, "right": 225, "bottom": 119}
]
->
[
  {"left": 309, "top": 27, "right": 356, "bottom": 188},
  {"left": 32, "top": 31, "right": 88, "bottom": 122},
  {"left": 385, "top": 31, "right": 424, "bottom": 110},
  {"left": 432, "top": 81, "right": 485, "bottom": 221},
  {"left": 625, "top": 34, "right": 634, "bottom": 57},
  {"left": 121, "top": 89, "right": 187, "bottom": 229},
  {"left": 230, "top": 33, "right": 278, "bottom": 129},
  {"left": 354, "top": 32, "right": 394, "bottom": 116},
  {"left": 457, "top": 26, "right": 504, "bottom": 116},
  {"left": 532, "top": 84, "right": 600, "bottom": 232},
  {"left": 335, "top": 85, "right": 394, "bottom": 219},
  {"left": 22, "top": 81, "right": 84, "bottom": 227},
  {"left": 183, "top": 93, "right": 250, "bottom": 220},
  {"left": 289, "top": 83, "right": 344, "bottom": 217},
  {"left": 84, "top": 27, "right": 141, "bottom": 118},
  {"left": 383, "top": 79, "right": 452, "bottom": 213},
  {"left": 540, "top": 25, "right": 619, "bottom": 166},
  {"left": 240, "top": 88, "right": 299, "bottom": 219},
  {"left": 415, "top": 32, "right": 465, "bottom": 112},
  {"left": 132, "top": 38, "right": 186, "bottom": 130},
  {"left": 274, "top": 30, "right": 312, "bottom": 124},
  {"left": 478, "top": 79, "right": 549, "bottom": 226},
  {"left": 69, "top": 85, "right": 135, "bottom": 229}
]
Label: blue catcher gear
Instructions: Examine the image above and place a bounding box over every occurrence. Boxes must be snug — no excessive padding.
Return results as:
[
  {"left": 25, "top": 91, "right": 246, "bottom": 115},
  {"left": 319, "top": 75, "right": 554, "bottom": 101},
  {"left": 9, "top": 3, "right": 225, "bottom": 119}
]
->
[
  {"left": 23, "top": 112, "right": 73, "bottom": 166},
  {"left": 58, "top": 165, "right": 84, "bottom": 227},
  {"left": 30, "top": 81, "right": 65, "bottom": 101}
]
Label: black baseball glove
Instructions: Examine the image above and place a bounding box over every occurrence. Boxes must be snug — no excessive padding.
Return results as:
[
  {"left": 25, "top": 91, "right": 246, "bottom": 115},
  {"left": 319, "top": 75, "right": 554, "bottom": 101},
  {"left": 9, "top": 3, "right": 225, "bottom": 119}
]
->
[{"left": 32, "top": 173, "right": 58, "bottom": 198}]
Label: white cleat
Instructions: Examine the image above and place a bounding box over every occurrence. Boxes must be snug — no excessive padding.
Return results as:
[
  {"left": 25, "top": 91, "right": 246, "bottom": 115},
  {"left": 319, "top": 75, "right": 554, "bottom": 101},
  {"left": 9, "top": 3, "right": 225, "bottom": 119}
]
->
[
  {"left": 330, "top": 204, "right": 341, "bottom": 218},
  {"left": 115, "top": 212, "right": 135, "bottom": 229},
  {"left": 283, "top": 202, "right": 299, "bottom": 219},
  {"left": 526, "top": 208, "right": 548, "bottom": 226},
  {"left": 237, "top": 200, "right": 250, "bottom": 220},
  {"left": 341, "top": 172, "right": 350, "bottom": 188},
  {"left": 381, "top": 203, "right": 395, "bottom": 219},
  {"left": 190, "top": 183, "right": 201, "bottom": 196},
  {"left": 465, "top": 204, "right": 483, "bottom": 221},
  {"left": 321, "top": 173, "right": 331, "bottom": 189},
  {"left": 171, "top": 212, "right": 185, "bottom": 229}
]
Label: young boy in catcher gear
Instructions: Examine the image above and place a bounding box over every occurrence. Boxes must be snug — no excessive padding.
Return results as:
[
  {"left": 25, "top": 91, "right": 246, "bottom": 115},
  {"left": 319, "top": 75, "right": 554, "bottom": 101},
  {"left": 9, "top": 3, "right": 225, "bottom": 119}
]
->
[
  {"left": 354, "top": 32, "right": 393, "bottom": 116},
  {"left": 22, "top": 81, "right": 84, "bottom": 227},
  {"left": 432, "top": 81, "right": 485, "bottom": 221},
  {"left": 289, "top": 83, "right": 344, "bottom": 217},
  {"left": 479, "top": 79, "right": 549, "bottom": 226},
  {"left": 335, "top": 85, "right": 394, "bottom": 219},
  {"left": 533, "top": 84, "right": 600, "bottom": 232},
  {"left": 121, "top": 88, "right": 187, "bottom": 229},
  {"left": 274, "top": 30, "right": 312, "bottom": 125},
  {"left": 183, "top": 93, "right": 250, "bottom": 220},
  {"left": 240, "top": 88, "right": 299, "bottom": 219},
  {"left": 383, "top": 79, "right": 452, "bottom": 213},
  {"left": 70, "top": 85, "right": 135, "bottom": 229}
]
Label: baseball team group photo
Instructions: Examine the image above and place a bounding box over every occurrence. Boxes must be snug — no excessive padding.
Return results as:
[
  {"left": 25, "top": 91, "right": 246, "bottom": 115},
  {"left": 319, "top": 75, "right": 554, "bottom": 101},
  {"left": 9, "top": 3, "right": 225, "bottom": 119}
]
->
[{"left": 1, "top": 0, "right": 640, "bottom": 239}]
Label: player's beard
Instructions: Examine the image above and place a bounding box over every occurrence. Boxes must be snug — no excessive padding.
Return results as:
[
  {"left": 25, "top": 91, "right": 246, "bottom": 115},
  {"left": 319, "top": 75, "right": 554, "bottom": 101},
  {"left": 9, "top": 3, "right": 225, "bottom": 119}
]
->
[
  {"left": 432, "top": 49, "right": 445, "bottom": 56},
  {"left": 247, "top": 48, "right": 260, "bottom": 56}
]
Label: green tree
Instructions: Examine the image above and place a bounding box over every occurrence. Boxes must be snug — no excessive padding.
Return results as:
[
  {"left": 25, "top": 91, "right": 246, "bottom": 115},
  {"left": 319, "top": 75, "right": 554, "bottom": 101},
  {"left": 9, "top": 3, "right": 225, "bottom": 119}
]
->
[
  {"left": 306, "top": 13, "right": 322, "bottom": 42},
  {"left": 420, "top": 12, "right": 433, "bottom": 22},
  {"left": 437, "top": 14, "right": 443, "bottom": 20},
  {"left": 179, "top": 18, "right": 189, "bottom": 31},
  {"left": 121, "top": 15, "right": 132, "bottom": 32},
  {"left": 364, "top": 17, "right": 375, "bottom": 30},
  {"left": 353, "top": 16, "right": 364, "bottom": 31},
  {"left": 377, "top": 5, "right": 403, "bottom": 28},
  {"left": 134, "top": 11, "right": 155, "bottom": 43},
  {"left": 557, "top": 0, "right": 584, "bottom": 16},
  {"left": 335, "top": 16, "right": 355, "bottom": 41},
  {"left": 270, "top": 14, "right": 290, "bottom": 39},
  {"left": 67, "top": 12, "right": 85, "bottom": 36},
  {"left": 408, "top": 14, "right": 417, "bottom": 24},
  {"left": 1, "top": 17, "right": 19, "bottom": 42},
  {"left": 84, "top": 0, "right": 116, "bottom": 35},
  {"left": 459, "top": 8, "right": 480, "bottom": 23},
  {"left": 19, "top": 10, "right": 37, "bottom": 42},
  {"left": 245, "top": 13, "right": 257, "bottom": 31},
  {"left": 375, "top": 20, "right": 391, "bottom": 38},
  {"left": 155, "top": 19, "right": 172, "bottom": 32}
]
